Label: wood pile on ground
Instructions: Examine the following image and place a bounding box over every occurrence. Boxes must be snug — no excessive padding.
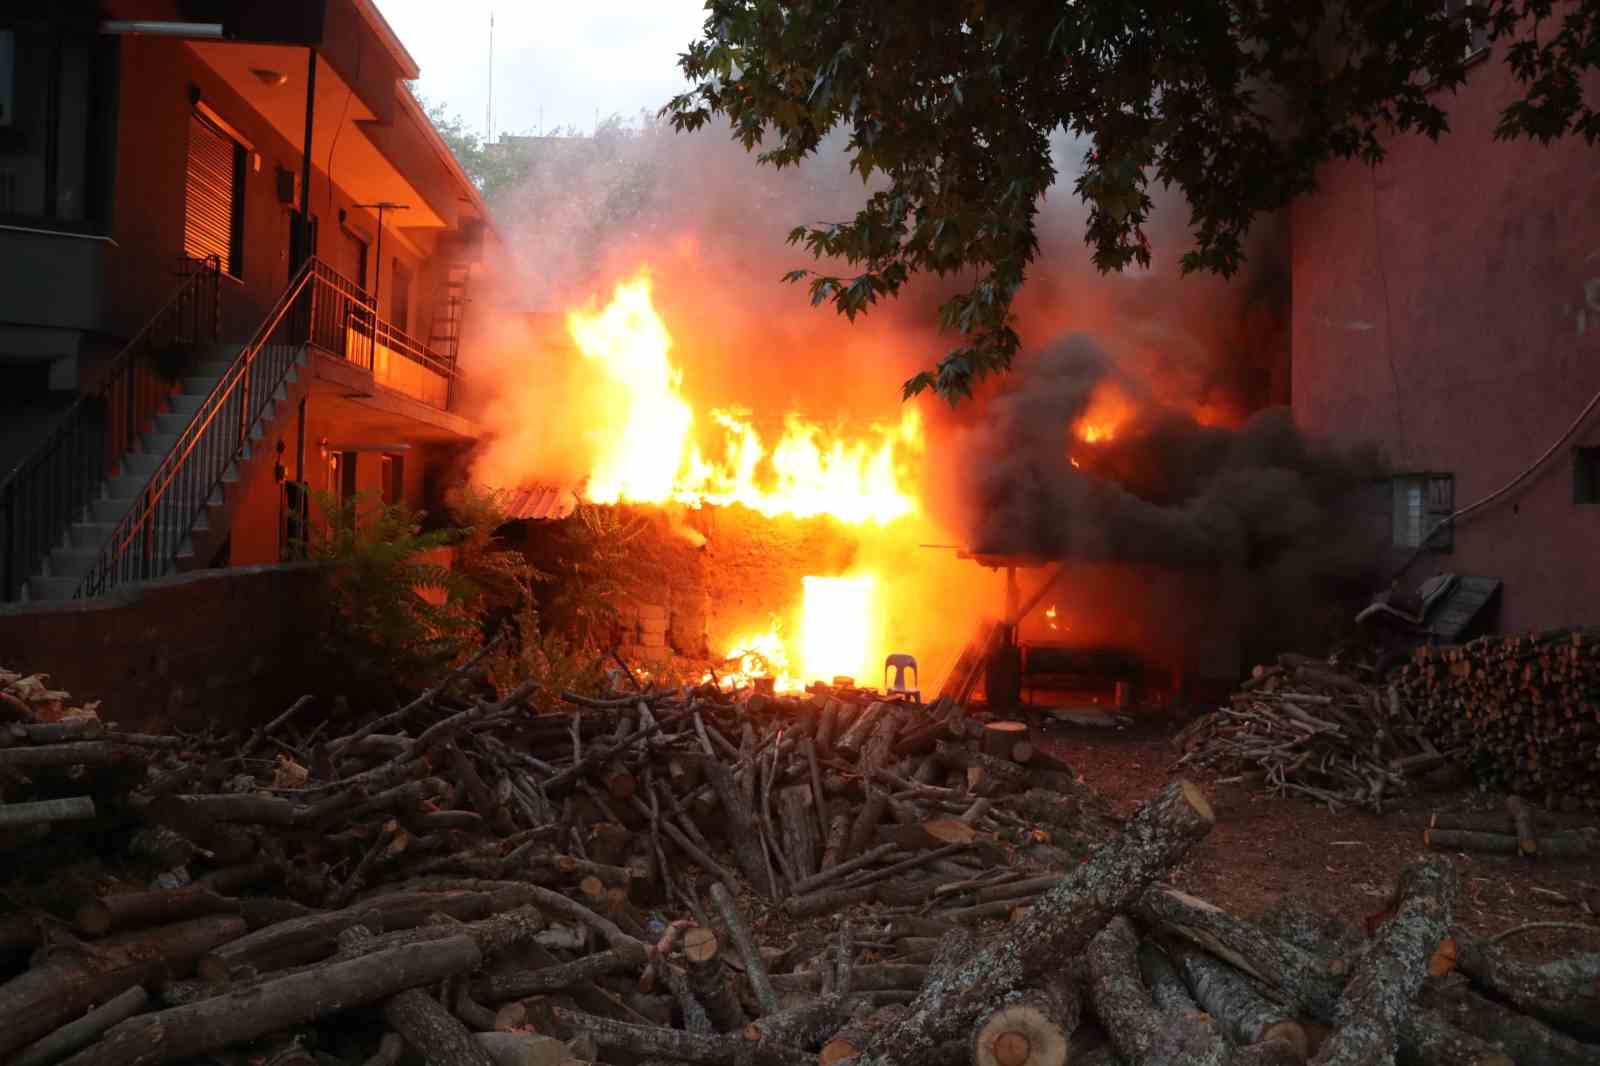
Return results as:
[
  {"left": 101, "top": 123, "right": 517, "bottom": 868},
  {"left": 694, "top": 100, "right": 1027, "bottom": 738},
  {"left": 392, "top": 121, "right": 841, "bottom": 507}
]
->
[
  {"left": 1395, "top": 627, "right": 1600, "bottom": 811},
  {"left": 1172, "top": 654, "right": 1456, "bottom": 812},
  {"left": 5, "top": 660, "right": 1599, "bottom": 1065}
]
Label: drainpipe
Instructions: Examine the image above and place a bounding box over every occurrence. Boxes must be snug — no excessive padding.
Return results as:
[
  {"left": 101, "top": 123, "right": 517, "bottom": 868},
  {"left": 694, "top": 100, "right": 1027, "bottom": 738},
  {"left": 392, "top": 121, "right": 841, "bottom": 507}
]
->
[{"left": 294, "top": 47, "right": 317, "bottom": 270}]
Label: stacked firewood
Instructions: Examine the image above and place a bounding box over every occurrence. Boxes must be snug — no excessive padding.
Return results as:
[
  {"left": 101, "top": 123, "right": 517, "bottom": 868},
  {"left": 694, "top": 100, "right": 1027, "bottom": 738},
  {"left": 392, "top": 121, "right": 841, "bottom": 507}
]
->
[
  {"left": 1394, "top": 627, "right": 1600, "bottom": 811},
  {"left": 1173, "top": 655, "right": 1454, "bottom": 812},
  {"left": 5, "top": 662, "right": 1598, "bottom": 1066}
]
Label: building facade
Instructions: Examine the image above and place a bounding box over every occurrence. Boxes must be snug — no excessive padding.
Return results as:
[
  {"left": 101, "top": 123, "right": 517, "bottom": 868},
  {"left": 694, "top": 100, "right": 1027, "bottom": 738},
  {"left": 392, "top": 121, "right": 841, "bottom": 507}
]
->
[
  {"left": 1, "top": 0, "right": 492, "bottom": 600},
  {"left": 1292, "top": 39, "right": 1600, "bottom": 634}
]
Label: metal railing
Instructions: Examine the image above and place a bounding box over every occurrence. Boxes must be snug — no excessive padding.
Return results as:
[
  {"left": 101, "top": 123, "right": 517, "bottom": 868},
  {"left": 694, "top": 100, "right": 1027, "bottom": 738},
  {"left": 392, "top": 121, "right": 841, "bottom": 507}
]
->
[
  {"left": 77, "top": 259, "right": 316, "bottom": 597},
  {"left": 0, "top": 256, "right": 221, "bottom": 600},
  {"left": 305, "top": 258, "right": 459, "bottom": 407},
  {"left": 75, "top": 256, "right": 463, "bottom": 597}
]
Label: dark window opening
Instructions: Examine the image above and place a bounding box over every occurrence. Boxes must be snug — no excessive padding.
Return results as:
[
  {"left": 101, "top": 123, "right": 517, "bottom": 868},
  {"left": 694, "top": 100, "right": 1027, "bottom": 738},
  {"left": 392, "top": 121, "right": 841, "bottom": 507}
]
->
[
  {"left": 1393, "top": 473, "right": 1455, "bottom": 549},
  {"left": 1442, "top": 0, "right": 1491, "bottom": 57},
  {"left": 1575, "top": 447, "right": 1600, "bottom": 505},
  {"left": 0, "top": 22, "right": 116, "bottom": 231},
  {"left": 380, "top": 452, "right": 404, "bottom": 506}
]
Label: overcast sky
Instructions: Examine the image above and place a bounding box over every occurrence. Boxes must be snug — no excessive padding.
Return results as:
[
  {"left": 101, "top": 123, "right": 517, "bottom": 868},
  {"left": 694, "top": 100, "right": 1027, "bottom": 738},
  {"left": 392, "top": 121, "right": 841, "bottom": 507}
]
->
[{"left": 375, "top": 1, "right": 706, "bottom": 139}]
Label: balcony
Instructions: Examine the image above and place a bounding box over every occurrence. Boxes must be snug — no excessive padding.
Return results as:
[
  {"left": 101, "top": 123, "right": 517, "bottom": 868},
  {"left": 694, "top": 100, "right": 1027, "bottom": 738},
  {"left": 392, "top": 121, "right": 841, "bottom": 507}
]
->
[{"left": 305, "top": 260, "right": 456, "bottom": 411}]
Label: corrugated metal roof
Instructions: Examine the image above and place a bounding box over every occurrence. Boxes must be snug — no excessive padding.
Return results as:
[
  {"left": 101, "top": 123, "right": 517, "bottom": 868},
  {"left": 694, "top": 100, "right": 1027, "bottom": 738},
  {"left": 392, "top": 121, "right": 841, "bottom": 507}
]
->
[{"left": 502, "top": 483, "right": 579, "bottom": 522}]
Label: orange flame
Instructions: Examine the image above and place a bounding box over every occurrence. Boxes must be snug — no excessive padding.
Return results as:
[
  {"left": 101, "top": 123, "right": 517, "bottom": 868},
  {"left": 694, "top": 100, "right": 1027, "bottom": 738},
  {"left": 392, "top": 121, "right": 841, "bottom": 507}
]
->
[
  {"left": 1045, "top": 603, "right": 1059, "bottom": 631},
  {"left": 713, "top": 575, "right": 878, "bottom": 692},
  {"left": 1075, "top": 382, "right": 1136, "bottom": 445},
  {"left": 568, "top": 273, "right": 922, "bottom": 524}
]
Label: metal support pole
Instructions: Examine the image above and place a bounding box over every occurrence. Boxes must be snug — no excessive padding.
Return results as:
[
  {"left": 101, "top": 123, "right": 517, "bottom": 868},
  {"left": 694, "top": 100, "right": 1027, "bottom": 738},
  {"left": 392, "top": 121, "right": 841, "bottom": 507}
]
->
[{"left": 295, "top": 47, "right": 317, "bottom": 271}]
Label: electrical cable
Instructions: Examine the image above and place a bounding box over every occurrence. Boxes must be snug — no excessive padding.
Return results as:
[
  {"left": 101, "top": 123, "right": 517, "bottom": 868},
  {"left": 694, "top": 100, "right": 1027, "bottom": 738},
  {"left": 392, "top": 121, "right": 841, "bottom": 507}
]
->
[{"left": 325, "top": 38, "right": 362, "bottom": 224}]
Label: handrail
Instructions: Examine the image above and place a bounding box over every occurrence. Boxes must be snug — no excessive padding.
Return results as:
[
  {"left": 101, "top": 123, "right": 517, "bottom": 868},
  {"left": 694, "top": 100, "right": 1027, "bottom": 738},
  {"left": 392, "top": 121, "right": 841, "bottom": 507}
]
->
[{"left": 0, "top": 256, "right": 220, "bottom": 600}]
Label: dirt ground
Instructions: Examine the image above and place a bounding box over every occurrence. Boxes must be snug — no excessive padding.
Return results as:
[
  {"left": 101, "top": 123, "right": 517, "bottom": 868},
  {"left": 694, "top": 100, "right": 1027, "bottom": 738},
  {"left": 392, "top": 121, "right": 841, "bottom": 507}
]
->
[{"left": 1034, "top": 708, "right": 1600, "bottom": 961}]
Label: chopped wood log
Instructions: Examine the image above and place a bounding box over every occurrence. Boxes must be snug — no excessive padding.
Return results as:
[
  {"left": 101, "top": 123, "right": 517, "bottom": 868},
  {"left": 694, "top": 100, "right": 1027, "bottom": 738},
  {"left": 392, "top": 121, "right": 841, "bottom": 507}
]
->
[
  {"left": 837, "top": 702, "right": 889, "bottom": 759},
  {"left": 75, "top": 886, "right": 235, "bottom": 936},
  {"left": 1136, "top": 940, "right": 1199, "bottom": 1014},
  {"left": 822, "top": 1004, "right": 907, "bottom": 1066},
  {"left": 683, "top": 926, "right": 747, "bottom": 1033},
  {"left": 972, "top": 972, "right": 1079, "bottom": 1066},
  {"left": 701, "top": 758, "right": 775, "bottom": 897},
  {"left": 384, "top": 988, "right": 495, "bottom": 1066},
  {"left": 741, "top": 993, "right": 857, "bottom": 1049},
  {"left": 13, "top": 985, "right": 149, "bottom": 1066},
  {"left": 769, "top": 965, "right": 929, "bottom": 993},
  {"left": 1451, "top": 927, "right": 1600, "bottom": 1033},
  {"left": 1165, "top": 939, "right": 1308, "bottom": 1054},
  {"left": 1424, "top": 827, "right": 1598, "bottom": 858},
  {"left": 0, "top": 742, "right": 142, "bottom": 769},
  {"left": 58, "top": 936, "right": 482, "bottom": 1066},
  {"left": 1419, "top": 973, "right": 1600, "bottom": 1066},
  {"left": 852, "top": 780, "right": 1215, "bottom": 1066},
  {"left": 936, "top": 741, "right": 1027, "bottom": 795},
  {"left": 775, "top": 784, "right": 820, "bottom": 881},
  {"left": 710, "top": 882, "right": 780, "bottom": 1016},
  {"left": 1310, "top": 855, "right": 1457, "bottom": 1066},
  {"left": 472, "top": 1031, "right": 572, "bottom": 1066},
  {"left": 477, "top": 949, "right": 633, "bottom": 1000},
  {"left": 552, "top": 1006, "right": 812, "bottom": 1066},
  {"left": 981, "top": 721, "right": 1030, "bottom": 761},
  {"left": 0, "top": 915, "right": 246, "bottom": 1059},
  {"left": 0, "top": 796, "right": 96, "bottom": 829}
]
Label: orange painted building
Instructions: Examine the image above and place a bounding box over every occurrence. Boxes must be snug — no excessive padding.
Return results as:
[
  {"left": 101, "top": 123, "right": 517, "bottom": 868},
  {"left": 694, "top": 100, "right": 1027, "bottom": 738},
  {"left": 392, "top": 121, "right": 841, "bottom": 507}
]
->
[{"left": 1, "top": 0, "right": 493, "bottom": 600}]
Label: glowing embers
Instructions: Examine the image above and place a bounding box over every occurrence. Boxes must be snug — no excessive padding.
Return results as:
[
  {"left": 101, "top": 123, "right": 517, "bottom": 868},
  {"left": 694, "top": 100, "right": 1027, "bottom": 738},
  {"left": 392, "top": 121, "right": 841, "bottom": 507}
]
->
[
  {"left": 720, "top": 621, "right": 804, "bottom": 694},
  {"left": 566, "top": 272, "right": 923, "bottom": 524},
  {"left": 801, "top": 575, "right": 875, "bottom": 685}
]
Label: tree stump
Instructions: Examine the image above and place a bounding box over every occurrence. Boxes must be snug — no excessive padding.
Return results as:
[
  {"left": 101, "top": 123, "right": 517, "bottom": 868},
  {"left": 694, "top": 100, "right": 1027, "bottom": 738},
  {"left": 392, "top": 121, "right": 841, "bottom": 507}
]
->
[{"left": 972, "top": 973, "right": 1080, "bottom": 1066}]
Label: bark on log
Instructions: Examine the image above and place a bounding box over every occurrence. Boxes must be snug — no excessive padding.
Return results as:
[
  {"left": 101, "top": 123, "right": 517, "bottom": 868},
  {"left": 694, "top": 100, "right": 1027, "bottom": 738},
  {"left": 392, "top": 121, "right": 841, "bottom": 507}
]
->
[
  {"left": 741, "top": 993, "right": 857, "bottom": 1049},
  {"left": 769, "top": 965, "right": 929, "bottom": 993},
  {"left": 701, "top": 758, "right": 775, "bottom": 897},
  {"left": 1451, "top": 927, "right": 1600, "bottom": 1033},
  {"left": 972, "top": 973, "right": 1080, "bottom": 1066},
  {"left": 0, "top": 915, "right": 245, "bottom": 1059},
  {"left": 822, "top": 1004, "right": 907, "bottom": 1066},
  {"left": 775, "top": 784, "right": 820, "bottom": 881},
  {"left": 472, "top": 1031, "right": 572, "bottom": 1066},
  {"left": 384, "top": 988, "right": 495, "bottom": 1066},
  {"left": 552, "top": 1006, "right": 812, "bottom": 1066},
  {"left": 852, "top": 779, "right": 1215, "bottom": 1066},
  {"left": 58, "top": 936, "right": 482, "bottom": 1066},
  {"left": 75, "top": 886, "right": 237, "bottom": 936},
  {"left": 1165, "top": 939, "right": 1307, "bottom": 1055},
  {"left": 0, "top": 796, "right": 96, "bottom": 829},
  {"left": 710, "top": 881, "right": 780, "bottom": 1016},
  {"left": 1136, "top": 940, "right": 1199, "bottom": 1014},
  {"left": 1506, "top": 795, "right": 1538, "bottom": 856},
  {"left": 477, "top": 949, "right": 632, "bottom": 1000},
  {"left": 1423, "top": 827, "right": 1598, "bottom": 858},
  {"left": 1309, "top": 855, "right": 1457, "bottom": 1066},
  {"left": 683, "top": 926, "right": 747, "bottom": 1033},
  {"left": 981, "top": 721, "right": 1030, "bottom": 760},
  {"left": 1418, "top": 974, "right": 1600, "bottom": 1066},
  {"left": 13, "top": 985, "right": 149, "bottom": 1066}
]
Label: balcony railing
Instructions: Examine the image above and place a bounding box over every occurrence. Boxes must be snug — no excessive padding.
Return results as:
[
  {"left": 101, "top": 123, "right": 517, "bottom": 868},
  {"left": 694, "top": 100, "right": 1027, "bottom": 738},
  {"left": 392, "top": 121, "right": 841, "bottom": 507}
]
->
[
  {"left": 305, "top": 259, "right": 457, "bottom": 409},
  {"left": 0, "top": 256, "right": 221, "bottom": 601}
]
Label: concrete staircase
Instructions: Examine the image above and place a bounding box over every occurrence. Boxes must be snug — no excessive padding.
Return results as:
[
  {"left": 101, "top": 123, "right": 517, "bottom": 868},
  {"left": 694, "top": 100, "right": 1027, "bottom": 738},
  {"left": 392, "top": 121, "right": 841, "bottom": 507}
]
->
[{"left": 24, "top": 343, "right": 308, "bottom": 601}]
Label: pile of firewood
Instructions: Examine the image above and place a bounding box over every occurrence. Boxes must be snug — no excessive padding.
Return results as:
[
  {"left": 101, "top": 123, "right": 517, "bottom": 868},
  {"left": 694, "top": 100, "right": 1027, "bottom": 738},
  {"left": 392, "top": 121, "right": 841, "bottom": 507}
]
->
[
  {"left": 1172, "top": 655, "right": 1456, "bottom": 812},
  {"left": 1394, "top": 627, "right": 1600, "bottom": 811},
  {"left": 5, "top": 659, "right": 1599, "bottom": 1066}
]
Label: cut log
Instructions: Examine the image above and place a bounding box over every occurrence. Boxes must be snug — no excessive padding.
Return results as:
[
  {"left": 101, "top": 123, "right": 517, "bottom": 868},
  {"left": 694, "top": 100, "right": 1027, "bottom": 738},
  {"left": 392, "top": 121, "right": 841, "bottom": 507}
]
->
[
  {"left": 384, "top": 988, "right": 495, "bottom": 1066},
  {"left": 769, "top": 965, "right": 929, "bottom": 993},
  {"left": 837, "top": 702, "right": 889, "bottom": 759},
  {"left": 0, "top": 915, "right": 245, "bottom": 1059},
  {"left": 75, "top": 886, "right": 236, "bottom": 937},
  {"left": 1451, "top": 927, "right": 1600, "bottom": 1033},
  {"left": 1424, "top": 827, "right": 1598, "bottom": 858},
  {"left": 58, "top": 936, "right": 482, "bottom": 1066},
  {"left": 972, "top": 972, "right": 1079, "bottom": 1066},
  {"left": 822, "top": 1004, "right": 907, "bottom": 1066},
  {"left": 13, "top": 985, "right": 149, "bottom": 1066},
  {"left": 477, "top": 949, "right": 633, "bottom": 1000},
  {"left": 1136, "top": 940, "right": 1199, "bottom": 1014},
  {"left": 1419, "top": 973, "right": 1600, "bottom": 1066},
  {"left": 1506, "top": 795, "right": 1538, "bottom": 857},
  {"left": 701, "top": 758, "right": 775, "bottom": 897},
  {"left": 1165, "top": 939, "right": 1307, "bottom": 1055},
  {"left": 775, "top": 784, "right": 821, "bottom": 881},
  {"left": 472, "top": 1031, "right": 572, "bottom": 1066},
  {"left": 852, "top": 780, "right": 1215, "bottom": 1066},
  {"left": 683, "top": 926, "right": 747, "bottom": 1033},
  {"left": 0, "top": 796, "right": 96, "bottom": 829},
  {"left": 710, "top": 881, "right": 779, "bottom": 1016},
  {"left": 552, "top": 1006, "right": 811, "bottom": 1066},
  {"left": 741, "top": 993, "right": 857, "bottom": 1049},
  {"left": 981, "top": 721, "right": 1030, "bottom": 760},
  {"left": 1309, "top": 855, "right": 1457, "bottom": 1066}
]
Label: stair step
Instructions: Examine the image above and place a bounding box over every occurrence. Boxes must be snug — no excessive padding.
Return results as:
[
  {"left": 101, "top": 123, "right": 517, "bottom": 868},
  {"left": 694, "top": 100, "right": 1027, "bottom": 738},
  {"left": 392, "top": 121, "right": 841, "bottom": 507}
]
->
[
  {"left": 169, "top": 392, "right": 206, "bottom": 415},
  {"left": 26, "top": 576, "right": 81, "bottom": 601}
]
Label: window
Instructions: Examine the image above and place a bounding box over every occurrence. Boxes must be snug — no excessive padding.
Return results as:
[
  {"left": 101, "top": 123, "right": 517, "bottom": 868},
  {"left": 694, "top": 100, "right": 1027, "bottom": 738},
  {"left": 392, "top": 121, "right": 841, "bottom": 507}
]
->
[
  {"left": 0, "top": 23, "right": 114, "bottom": 230},
  {"left": 380, "top": 453, "right": 404, "bottom": 506},
  {"left": 391, "top": 257, "right": 412, "bottom": 333},
  {"left": 347, "top": 230, "right": 368, "bottom": 291},
  {"left": 1393, "top": 474, "right": 1455, "bottom": 549},
  {"left": 1575, "top": 447, "right": 1600, "bottom": 505},
  {"left": 1442, "top": 0, "right": 1491, "bottom": 58},
  {"left": 184, "top": 111, "right": 246, "bottom": 277}
]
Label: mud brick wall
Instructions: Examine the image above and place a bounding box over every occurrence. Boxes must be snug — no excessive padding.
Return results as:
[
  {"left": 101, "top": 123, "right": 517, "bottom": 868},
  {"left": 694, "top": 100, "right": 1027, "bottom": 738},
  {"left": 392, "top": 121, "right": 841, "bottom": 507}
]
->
[{"left": 0, "top": 564, "right": 326, "bottom": 733}]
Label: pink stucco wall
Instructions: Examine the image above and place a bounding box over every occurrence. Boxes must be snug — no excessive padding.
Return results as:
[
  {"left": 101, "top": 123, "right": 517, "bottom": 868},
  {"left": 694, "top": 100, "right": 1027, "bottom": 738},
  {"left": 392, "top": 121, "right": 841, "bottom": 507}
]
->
[{"left": 1291, "top": 50, "right": 1600, "bottom": 632}]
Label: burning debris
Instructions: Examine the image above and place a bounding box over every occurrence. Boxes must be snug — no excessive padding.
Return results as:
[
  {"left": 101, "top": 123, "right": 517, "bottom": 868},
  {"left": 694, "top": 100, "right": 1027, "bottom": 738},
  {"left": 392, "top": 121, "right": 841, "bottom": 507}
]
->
[{"left": 5, "top": 661, "right": 1600, "bottom": 1065}]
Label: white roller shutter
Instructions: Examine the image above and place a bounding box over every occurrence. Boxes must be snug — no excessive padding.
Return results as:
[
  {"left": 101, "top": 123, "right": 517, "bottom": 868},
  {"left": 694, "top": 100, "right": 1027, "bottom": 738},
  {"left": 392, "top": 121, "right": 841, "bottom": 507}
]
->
[{"left": 184, "top": 112, "right": 241, "bottom": 275}]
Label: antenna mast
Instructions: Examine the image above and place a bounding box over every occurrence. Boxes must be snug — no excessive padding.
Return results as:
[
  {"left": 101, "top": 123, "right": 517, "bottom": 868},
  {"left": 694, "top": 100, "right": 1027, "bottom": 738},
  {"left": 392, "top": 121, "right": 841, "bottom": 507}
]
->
[{"left": 485, "top": 10, "right": 494, "bottom": 143}]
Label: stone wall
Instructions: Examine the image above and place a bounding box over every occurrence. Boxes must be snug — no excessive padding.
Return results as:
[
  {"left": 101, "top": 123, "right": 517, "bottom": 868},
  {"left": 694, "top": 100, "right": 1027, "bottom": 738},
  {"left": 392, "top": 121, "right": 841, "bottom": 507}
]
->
[{"left": 0, "top": 564, "right": 326, "bottom": 733}]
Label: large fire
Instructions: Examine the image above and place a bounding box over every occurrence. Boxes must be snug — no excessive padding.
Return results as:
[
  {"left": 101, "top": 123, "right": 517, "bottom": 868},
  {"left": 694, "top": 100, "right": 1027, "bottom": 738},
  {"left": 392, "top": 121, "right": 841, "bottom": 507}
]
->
[
  {"left": 1075, "top": 381, "right": 1136, "bottom": 444},
  {"left": 568, "top": 274, "right": 923, "bottom": 524}
]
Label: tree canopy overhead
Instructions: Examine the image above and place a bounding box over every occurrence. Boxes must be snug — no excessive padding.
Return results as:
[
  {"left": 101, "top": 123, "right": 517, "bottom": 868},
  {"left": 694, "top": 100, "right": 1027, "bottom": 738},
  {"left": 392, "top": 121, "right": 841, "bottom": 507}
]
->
[{"left": 665, "top": 1, "right": 1600, "bottom": 403}]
